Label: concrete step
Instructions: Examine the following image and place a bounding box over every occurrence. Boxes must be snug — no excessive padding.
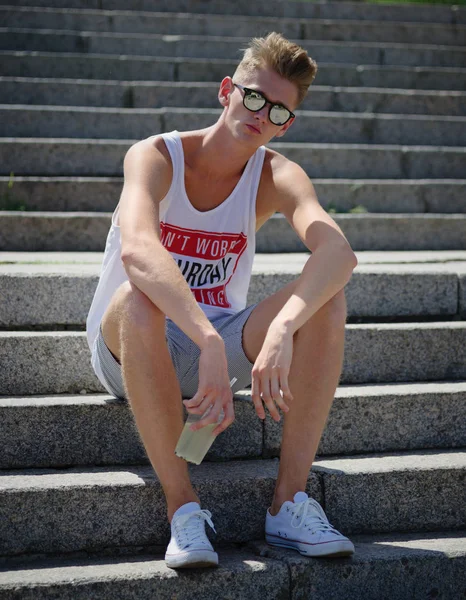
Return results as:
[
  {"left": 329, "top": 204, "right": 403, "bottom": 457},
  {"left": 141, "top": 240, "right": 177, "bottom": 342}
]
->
[
  {"left": 3, "top": 28, "right": 466, "bottom": 68},
  {"left": 1, "top": 211, "right": 465, "bottom": 252},
  {"left": 1, "top": 533, "right": 465, "bottom": 600},
  {"left": 0, "top": 548, "right": 291, "bottom": 600},
  {"left": 1, "top": 382, "right": 465, "bottom": 469},
  {"left": 2, "top": 52, "right": 466, "bottom": 92},
  {"left": 1, "top": 256, "right": 465, "bottom": 328},
  {"left": 2, "top": 139, "right": 465, "bottom": 179},
  {"left": 3, "top": 105, "right": 466, "bottom": 147},
  {"left": 0, "top": 450, "right": 464, "bottom": 556},
  {"left": 2, "top": 78, "right": 465, "bottom": 117},
  {"left": 1, "top": 176, "right": 466, "bottom": 214},
  {"left": 2, "top": 7, "right": 465, "bottom": 46},
  {"left": 7, "top": 0, "right": 466, "bottom": 25},
  {"left": 249, "top": 534, "right": 466, "bottom": 600},
  {"left": 1, "top": 323, "right": 466, "bottom": 395}
]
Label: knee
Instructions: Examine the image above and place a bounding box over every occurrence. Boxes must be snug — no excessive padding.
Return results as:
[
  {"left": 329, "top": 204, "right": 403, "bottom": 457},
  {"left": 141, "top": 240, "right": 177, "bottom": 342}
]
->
[
  {"left": 301, "top": 289, "right": 347, "bottom": 335},
  {"left": 112, "top": 281, "right": 165, "bottom": 333}
]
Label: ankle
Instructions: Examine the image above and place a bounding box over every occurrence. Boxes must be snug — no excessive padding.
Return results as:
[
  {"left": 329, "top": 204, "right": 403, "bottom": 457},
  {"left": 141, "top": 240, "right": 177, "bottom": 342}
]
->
[{"left": 167, "top": 493, "right": 202, "bottom": 522}]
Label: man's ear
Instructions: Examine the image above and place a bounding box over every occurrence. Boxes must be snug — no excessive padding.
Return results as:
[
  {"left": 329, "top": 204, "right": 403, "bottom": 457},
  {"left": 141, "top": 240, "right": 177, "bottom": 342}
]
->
[
  {"left": 274, "top": 116, "right": 295, "bottom": 138},
  {"left": 218, "top": 77, "right": 234, "bottom": 107}
]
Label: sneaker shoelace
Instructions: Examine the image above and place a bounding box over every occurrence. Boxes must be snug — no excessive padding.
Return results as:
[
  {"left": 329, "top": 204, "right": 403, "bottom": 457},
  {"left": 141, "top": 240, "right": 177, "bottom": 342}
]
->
[
  {"left": 290, "top": 498, "right": 341, "bottom": 536},
  {"left": 174, "top": 509, "right": 216, "bottom": 549}
]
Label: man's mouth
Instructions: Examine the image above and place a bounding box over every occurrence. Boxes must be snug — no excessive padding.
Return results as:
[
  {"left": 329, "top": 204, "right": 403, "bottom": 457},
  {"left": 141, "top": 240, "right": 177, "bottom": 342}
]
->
[{"left": 246, "top": 124, "right": 261, "bottom": 134}]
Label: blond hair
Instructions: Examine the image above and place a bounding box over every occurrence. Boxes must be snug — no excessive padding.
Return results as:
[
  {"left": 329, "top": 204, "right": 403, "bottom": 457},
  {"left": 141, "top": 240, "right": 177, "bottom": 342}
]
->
[{"left": 232, "top": 32, "right": 318, "bottom": 106}]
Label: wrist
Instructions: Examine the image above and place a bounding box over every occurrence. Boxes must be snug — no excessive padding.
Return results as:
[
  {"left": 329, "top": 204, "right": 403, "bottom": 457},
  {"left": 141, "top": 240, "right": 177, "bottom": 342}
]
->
[
  {"left": 268, "top": 317, "right": 296, "bottom": 338},
  {"left": 197, "top": 328, "right": 224, "bottom": 351}
]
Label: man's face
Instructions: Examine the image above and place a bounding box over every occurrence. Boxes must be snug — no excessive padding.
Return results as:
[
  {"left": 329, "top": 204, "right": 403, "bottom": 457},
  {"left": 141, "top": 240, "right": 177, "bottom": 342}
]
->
[{"left": 221, "top": 67, "right": 299, "bottom": 145}]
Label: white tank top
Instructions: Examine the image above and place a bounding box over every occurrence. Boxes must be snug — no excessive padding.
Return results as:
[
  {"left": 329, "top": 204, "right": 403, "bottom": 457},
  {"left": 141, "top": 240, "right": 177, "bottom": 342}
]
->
[{"left": 86, "top": 130, "right": 266, "bottom": 357}]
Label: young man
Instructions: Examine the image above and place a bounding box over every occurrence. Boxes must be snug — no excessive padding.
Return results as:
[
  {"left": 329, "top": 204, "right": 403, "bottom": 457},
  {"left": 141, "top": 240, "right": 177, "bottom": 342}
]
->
[{"left": 86, "top": 32, "right": 358, "bottom": 569}]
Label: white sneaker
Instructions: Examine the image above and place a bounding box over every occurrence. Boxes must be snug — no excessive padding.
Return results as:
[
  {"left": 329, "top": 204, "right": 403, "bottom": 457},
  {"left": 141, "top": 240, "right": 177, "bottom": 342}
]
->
[
  {"left": 165, "top": 501, "right": 219, "bottom": 569},
  {"left": 265, "top": 492, "right": 355, "bottom": 557}
]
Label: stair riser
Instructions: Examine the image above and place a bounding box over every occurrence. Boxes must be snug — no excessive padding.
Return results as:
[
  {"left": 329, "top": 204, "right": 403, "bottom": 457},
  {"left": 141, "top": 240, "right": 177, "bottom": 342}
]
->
[
  {"left": 0, "top": 269, "right": 462, "bottom": 328},
  {"left": 2, "top": 141, "right": 465, "bottom": 179},
  {"left": 1, "top": 213, "right": 466, "bottom": 252},
  {"left": 1, "top": 326, "right": 465, "bottom": 395},
  {"left": 2, "top": 30, "right": 465, "bottom": 68},
  {"left": 1, "top": 387, "right": 465, "bottom": 469},
  {"left": 1, "top": 457, "right": 464, "bottom": 556},
  {"left": 2, "top": 53, "right": 465, "bottom": 91},
  {"left": 2, "top": 8, "right": 464, "bottom": 46},
  {"left": 2, "top": 79, "right": 464, "bottom": 117},
  {"left": 3, "top": 107, "right": 466, "bottom": 147},
  {"left": 6, "top": 0, "right": 465, "bottom": 25},
  {"left": 253, "top": 540, "right": 466, "bottom": 600},
  {"left": 2, "top": 177, "right": 465, "bottom": 213}
]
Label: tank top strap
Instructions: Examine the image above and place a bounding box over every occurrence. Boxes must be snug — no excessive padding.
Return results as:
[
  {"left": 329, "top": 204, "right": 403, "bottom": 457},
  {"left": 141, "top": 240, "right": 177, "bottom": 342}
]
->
[{"left": 160, "top": 130, "right": 184, "bottom": 189}]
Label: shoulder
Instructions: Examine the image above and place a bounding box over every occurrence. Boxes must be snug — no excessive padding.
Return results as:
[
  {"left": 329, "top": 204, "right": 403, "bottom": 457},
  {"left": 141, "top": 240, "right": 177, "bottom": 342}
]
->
[
  {"left": 123, "top": 135, "right": 173, "bottom": 202},
  {"left": 260, "top": 148, "right": 314, "bottom": 211}
]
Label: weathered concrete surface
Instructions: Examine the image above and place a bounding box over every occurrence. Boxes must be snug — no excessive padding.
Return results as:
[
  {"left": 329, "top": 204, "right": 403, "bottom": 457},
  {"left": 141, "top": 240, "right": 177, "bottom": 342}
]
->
[
  {"left": 2, "top": 139, "right": 465, "bottom": 178},
  {"left": 249, "top": 533, "right": 466, "bottom": 600},
  {"left": 0, "top": 450, "right": 463, "bottom": 556},
  {"left": 313, "top": 450, "right": 466, "bottom": 535},
  {"left": 7, "top": 0, "right": 466, "bottom": 25},
  {"left": 2, "top": 78, "right": 465, "bottom": 117},
  {"left": 1, "top": 211, "right": 466, "bottom": 252},
  {"left": 2, "top": 52, "right": 465, "bottom": 91},
  {"left": 2, "top": 7, "right": 465, "bottom": 45},
  {"left": 0, "top": 261, "right": 463, "bottom": 326},
  {"left": 260, "top": 381, "right": 466, "bottom": 457},
  {"left": 1, "top": 324, "right": 466, "bottom": 395},
  {"left": 0, "top": 550, "right": 290, "bottom": 600},
  {"left": 1, "top": 176, "right": 465, "bottom": 213},
  {"left": 0, "top": 460, "right": 321, "bottom": 556},
  {"left": 3, "top": 29, "right": 466, "bottom": 68},
  {"left": 0, "top": 174, "right": 460, "bottom": 213},
  {"left": 3, "top": 105, "right": 466, "bottom": 147},
  {"left": 2, "top": 382, "right": 465, "bottom": 469},
  {"left": 0, "top": 394, "right": 262, "bottom": 468},
  {"left": 1, "top": 534, "right": 466, "bottom": 600}
]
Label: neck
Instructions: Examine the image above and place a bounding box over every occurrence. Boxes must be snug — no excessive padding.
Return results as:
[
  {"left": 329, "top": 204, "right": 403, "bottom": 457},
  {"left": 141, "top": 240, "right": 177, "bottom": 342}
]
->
[{"left": 186, "top": 120, "right": 261, "bottom": 180}]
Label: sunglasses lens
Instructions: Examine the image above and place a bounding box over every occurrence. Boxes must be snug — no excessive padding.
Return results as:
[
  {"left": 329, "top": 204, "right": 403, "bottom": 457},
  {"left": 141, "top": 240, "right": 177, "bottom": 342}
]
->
[
  {"left": 244, "top": 90, "right": 266, "bottom": 111},
  {"left": 270, "top": 106, "right": 290, "bottom": 126}
]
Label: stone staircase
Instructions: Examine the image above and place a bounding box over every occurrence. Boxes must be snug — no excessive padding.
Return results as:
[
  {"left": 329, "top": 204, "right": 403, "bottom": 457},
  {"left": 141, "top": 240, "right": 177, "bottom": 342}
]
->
[{"left": 0, "top": 0, "right": 465, "bottom": 597}]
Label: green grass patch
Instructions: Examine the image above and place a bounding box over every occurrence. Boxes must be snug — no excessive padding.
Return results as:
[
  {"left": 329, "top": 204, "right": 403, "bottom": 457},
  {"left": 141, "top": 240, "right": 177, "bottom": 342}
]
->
[{"left": 0, "top": 173, "right": 28, "bottom": 211}]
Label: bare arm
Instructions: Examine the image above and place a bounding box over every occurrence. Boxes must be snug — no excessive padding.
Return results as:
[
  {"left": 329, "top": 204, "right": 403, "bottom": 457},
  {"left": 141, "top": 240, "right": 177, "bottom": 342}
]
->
[
  {"left": 250, "top": 158, "right": 357, "bottom": 420},
  {"left": 118, "top": 138, "right": 233, "bottom": 433},
  {"left": 268, "top": 159, "right": 357, "bottom": 336},
  {"left": 119, "top": 138, "right": 220, "bottom": 348}
]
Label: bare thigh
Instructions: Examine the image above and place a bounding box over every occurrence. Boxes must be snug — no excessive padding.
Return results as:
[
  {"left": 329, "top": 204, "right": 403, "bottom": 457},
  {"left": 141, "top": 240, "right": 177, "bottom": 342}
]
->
[
  {"left": 100, "top": 280, "right": 162, "bottom": 363},
  {"left": 242, "top": 280, "right": 346, "bottom": 363}
]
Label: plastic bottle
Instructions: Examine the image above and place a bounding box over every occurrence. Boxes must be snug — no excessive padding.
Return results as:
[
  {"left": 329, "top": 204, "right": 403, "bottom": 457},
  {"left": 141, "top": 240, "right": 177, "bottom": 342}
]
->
[{"left": 174, "top": 378, "right": 237, "bottom": 465}]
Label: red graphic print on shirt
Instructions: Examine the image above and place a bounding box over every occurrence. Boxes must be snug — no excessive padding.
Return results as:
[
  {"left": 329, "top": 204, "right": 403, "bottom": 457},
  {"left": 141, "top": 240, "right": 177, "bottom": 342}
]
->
[{"left": 160, "top": 222, "right": 248, "bottom": 308}]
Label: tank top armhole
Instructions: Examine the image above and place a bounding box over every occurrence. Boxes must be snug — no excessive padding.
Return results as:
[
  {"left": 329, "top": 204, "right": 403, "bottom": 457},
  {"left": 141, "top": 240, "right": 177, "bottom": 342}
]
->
[
  {"left": 159, "top": 131, "right": 183, "bottom": 206},
  {"left": 249, "top": 145, "right": 266, "bottom": 228},
  {"left": 112, "top": 131, "right": 181, "bottom": 228}
]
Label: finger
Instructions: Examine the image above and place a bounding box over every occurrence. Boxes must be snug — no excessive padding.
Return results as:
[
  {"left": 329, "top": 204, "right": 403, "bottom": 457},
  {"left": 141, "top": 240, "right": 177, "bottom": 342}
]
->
[
  {"left": 185, "top": 393, "right": 213, "bottom": 416},
  {"left": 279, "top": 369, "right": 294, "bottom": 405},
  {"left": 260, "top": 372, "right": 281, "bottom": 422},
  {"left": 270, "top": 370, "right": 289, "bottom": 413},
  {"left": 212, "top": 399, "right": 235, "bottom": 436},
  {"left": 251, "top": 370, "right": 265, "bottom": 420},
  {"left": 189, "top": 395, "right": 221, "bottom": 430},
  {"left": 183, "top": 388, "right": 206, "bottom": 409}
]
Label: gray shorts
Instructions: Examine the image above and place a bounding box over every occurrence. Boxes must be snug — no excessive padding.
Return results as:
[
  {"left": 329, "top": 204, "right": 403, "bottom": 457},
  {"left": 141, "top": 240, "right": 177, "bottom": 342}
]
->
[{"left": 94, "top": 304, "right": 257, "bottom": 400}]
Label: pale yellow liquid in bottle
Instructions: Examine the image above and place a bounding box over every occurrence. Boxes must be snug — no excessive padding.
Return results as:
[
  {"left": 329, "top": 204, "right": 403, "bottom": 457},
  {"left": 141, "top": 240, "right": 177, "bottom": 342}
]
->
[
  {"left": 174, "top": 378, "right": 236, "bottom": 465},
  {"left": 174, "top": 417, "right": 219, "bottom": 465}
]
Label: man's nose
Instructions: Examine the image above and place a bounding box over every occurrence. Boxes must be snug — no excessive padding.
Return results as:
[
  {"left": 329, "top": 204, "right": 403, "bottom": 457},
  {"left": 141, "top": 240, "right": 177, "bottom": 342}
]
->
[{"left": 254, "top": 104, "right": 269, "bottom": 123}]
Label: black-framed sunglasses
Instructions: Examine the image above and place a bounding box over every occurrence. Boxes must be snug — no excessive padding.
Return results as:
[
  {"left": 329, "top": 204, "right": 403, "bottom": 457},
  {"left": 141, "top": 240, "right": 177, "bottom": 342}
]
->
[{"left": 233, "top": 83, "right": 295, "bottom": 126}]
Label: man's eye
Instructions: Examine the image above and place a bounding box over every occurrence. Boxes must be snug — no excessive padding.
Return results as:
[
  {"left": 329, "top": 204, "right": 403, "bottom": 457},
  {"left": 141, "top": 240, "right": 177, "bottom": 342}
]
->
[{"left": 250, "top": 92, "right": 263, "bottom": 100}]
